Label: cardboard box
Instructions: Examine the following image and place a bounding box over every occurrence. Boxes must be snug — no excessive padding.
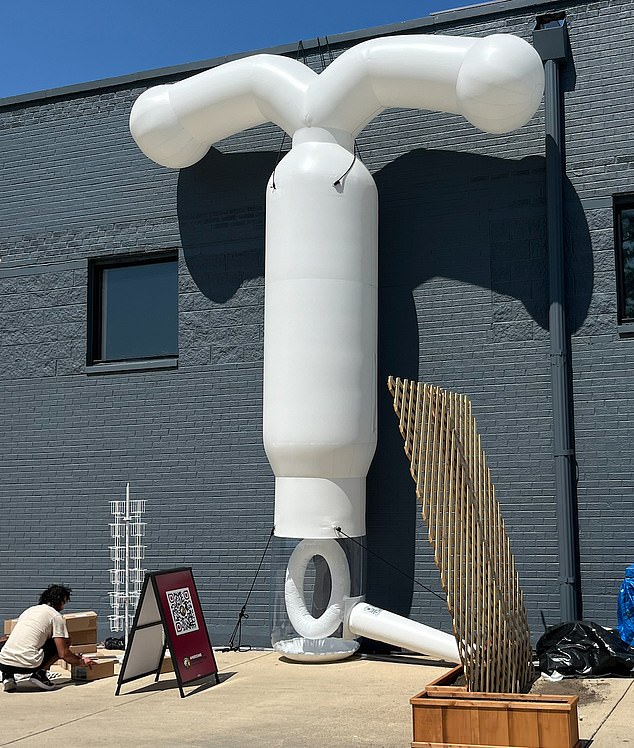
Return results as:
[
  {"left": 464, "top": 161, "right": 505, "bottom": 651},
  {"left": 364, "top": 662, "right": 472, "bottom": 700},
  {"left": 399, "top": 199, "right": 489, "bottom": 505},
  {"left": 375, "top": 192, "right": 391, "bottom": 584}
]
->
[
  {"left": 4, "top": 611, "right": 97, "bottom": 637},
  {"left": 57, "top": 643, "right": 98, "bottom": 670},
  {"left": 160, "top": 653, "right": 174, "bottom": 673},
  {"left": 68, "top": 629, "right": 98, "bottom": 646},
  {"left": 5, "top": 611, "right": 97, "bottom": 636},
  {"left": 63, "top": 611, "right": 97, "bottom": 634},
  {"left": 69, "top": 642, "right": 97, "bottom": 655},
  {"left": 4, "top": 619, "right": 17, "bottom": 635},
  {"left": 71, "top": 657, "right": 117, "bottom": 682}
]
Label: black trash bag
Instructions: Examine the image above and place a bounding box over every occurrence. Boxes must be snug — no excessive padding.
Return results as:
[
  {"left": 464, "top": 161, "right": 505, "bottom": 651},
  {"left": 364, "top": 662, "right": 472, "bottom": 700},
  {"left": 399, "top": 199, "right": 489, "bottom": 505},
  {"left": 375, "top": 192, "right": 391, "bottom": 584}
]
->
[
  {"left": 536, "top": 621, "right": 634, "bottom": 677},
  {"left": 104, "top": 636, "right": 125, "bottom": 650}
]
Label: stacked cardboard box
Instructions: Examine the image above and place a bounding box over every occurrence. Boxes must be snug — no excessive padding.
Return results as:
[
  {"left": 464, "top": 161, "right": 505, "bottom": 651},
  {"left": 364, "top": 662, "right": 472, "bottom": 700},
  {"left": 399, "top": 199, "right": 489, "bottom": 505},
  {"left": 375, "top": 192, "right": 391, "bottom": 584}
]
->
[
  {"left": 64, "top": 611, "right": 97, "bottom": 645},
  {"left": 4, "top": 611, "right": 97, "bottom": 640},
  {"left": 3, "top": 618, "right": 17, "bottom": 635},
  {"left": 62, "top": 611, "right": 117, "bottom": 682},
  {"left": 71, "top": 656, "right": 118, "bottom": 682},
  {"left": 58, "top": 611, "right": 98, "bottom": 669}
]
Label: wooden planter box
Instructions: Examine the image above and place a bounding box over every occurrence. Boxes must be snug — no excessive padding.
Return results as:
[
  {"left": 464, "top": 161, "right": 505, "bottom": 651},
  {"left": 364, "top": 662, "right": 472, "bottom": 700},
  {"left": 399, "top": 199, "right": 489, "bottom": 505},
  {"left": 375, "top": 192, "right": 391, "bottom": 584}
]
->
[{"left": 411, "top": 667, "right": 580, "bottom": 748}]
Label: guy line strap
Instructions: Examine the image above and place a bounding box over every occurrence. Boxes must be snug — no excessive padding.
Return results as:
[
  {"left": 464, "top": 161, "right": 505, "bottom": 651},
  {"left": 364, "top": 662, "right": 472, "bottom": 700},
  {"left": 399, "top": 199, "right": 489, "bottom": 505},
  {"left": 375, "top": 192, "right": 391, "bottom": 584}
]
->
[
  {"left": 388, "top": 375, "right": 533, "bottom": 694},
  {"left": 334, "top": 527, "right": 446, "bottom": 603},
  {"left": 225, "top": 527, "right": 275, "bottom": 652}
]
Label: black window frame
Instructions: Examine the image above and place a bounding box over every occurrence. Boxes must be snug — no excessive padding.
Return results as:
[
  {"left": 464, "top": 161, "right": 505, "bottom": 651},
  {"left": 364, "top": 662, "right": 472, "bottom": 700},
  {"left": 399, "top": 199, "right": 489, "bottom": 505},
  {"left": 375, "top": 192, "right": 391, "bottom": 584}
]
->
[
  {"left": 87, "top": 251, "right": 179, "bottom": 367},
  {"left": 614, "top": 194, "right": 634, "bottom": 328}
]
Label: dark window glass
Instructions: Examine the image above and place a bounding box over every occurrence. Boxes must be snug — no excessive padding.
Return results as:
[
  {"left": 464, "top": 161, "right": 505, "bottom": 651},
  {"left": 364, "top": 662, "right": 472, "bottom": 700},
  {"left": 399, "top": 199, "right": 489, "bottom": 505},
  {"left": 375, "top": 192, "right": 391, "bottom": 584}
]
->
[
  {"left": 90, "top": 256, "right": 178, "bottom": 363},
  {"left": 615, "top": 197, "right": 634, "bottom": 324}
]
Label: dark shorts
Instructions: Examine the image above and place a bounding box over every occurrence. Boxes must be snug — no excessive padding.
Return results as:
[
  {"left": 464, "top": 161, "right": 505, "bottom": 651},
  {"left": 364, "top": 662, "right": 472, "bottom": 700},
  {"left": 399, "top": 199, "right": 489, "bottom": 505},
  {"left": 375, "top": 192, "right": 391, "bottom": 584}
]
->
[{"left": 0, "top": 638, "right": 58, "bottom": 677}]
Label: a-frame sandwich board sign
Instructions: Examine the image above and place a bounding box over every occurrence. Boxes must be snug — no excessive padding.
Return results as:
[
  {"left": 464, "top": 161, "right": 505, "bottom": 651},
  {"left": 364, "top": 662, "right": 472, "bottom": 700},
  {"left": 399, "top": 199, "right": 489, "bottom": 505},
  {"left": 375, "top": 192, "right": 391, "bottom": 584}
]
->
[{"left": 115, "top": 567, "right": 219, "bottom": 698}]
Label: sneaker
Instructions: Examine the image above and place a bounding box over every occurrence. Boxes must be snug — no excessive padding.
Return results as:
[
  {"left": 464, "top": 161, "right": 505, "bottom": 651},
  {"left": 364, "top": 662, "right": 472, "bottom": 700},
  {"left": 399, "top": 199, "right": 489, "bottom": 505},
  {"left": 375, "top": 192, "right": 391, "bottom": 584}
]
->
[
  {"left": 28, "top": 670, "right": 55, "bottom": 691},
  {"left": 3, "top": 678, "right": 16, "bottom": 692}
]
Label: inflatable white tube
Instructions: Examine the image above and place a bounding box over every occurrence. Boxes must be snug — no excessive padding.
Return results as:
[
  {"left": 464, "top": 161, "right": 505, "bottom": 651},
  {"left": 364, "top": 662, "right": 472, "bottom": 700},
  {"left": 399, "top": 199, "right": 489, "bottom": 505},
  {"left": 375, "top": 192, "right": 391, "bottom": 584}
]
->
[
  {"left": 129, "top": 35, "right": 543, "bottom": 541},
  {"left": 308, "top": 34, "right": 543, "bottom": 136},
  {"left": 281, "top": 538, "right": 458, "bottom": 664},
  {"left": 130, "top": 34, "right": 544, "bottom": 170},
  {"left": 265, "top": 130, "right": 377, "bottom": 539},
  {"left": 347, "top": 602, "right": 461, "bottom": 663},
  {"left": 130, "top": 55, "right": 315, "bottom": 168}
]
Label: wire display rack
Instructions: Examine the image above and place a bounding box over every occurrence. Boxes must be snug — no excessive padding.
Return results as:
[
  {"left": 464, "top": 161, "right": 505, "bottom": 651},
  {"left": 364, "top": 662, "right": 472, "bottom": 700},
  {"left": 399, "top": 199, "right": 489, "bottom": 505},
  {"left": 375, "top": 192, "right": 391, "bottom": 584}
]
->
[{"left": 109, "top": 483, "right": 147, "bottom": 646}]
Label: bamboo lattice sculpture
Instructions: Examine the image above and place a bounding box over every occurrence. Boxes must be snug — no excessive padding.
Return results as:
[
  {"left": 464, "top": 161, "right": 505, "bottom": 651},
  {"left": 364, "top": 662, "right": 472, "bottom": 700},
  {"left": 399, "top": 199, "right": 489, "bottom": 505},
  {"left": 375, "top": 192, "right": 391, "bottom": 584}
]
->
[{"left": 388, "top": 376, "right": 533, "bottom": 693}]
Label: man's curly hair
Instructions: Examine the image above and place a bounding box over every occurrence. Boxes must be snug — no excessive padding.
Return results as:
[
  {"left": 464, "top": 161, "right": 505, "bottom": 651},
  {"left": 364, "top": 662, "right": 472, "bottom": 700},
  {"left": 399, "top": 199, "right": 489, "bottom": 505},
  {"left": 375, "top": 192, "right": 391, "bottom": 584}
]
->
[{"left": 39, "top": 584, "right": 72, "bottom": 610}]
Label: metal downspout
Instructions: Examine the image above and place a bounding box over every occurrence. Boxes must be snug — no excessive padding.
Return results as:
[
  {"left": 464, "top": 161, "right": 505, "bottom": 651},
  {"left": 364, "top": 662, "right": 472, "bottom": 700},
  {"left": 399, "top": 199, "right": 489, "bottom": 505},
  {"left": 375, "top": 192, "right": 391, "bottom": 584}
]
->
[{"left": 533, "top": 15, "right": 581, "bottom": 622}]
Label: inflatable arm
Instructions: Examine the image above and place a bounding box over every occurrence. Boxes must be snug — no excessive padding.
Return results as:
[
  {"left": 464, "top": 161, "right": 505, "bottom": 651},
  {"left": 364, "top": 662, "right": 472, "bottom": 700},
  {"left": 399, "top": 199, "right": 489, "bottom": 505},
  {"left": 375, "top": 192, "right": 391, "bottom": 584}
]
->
[
  {"left": 130, "top": 34, "right": 543, "bottom": 167},
  {"left": 309, "top": 34, "right": 544, "bottom": 136},
  {"left": 130, "top": 55, "right": 317, "bottom": 168}
]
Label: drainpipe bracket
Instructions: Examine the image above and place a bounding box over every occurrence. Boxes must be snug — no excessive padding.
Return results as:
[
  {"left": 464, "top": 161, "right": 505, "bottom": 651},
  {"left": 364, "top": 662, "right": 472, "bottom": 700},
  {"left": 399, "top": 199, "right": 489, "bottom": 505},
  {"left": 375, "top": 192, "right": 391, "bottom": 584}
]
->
[{"left": 532, "top": 13, "right": 569, "bottom": 63}]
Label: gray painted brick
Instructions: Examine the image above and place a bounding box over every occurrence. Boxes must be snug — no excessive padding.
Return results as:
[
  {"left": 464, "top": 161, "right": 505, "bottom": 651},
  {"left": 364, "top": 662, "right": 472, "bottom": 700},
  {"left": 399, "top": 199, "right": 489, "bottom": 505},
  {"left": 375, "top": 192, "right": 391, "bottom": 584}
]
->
[{"left": 1, "top": 0, "right": 633, "bottom": 648}]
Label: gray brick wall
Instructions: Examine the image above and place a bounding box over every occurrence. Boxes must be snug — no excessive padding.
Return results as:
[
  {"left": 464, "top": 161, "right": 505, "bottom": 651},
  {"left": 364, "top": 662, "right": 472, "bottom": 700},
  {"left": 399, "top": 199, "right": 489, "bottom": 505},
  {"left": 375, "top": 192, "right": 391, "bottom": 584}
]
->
[{"left": 1, "top": 0, "right": 633, "bottom": 649}]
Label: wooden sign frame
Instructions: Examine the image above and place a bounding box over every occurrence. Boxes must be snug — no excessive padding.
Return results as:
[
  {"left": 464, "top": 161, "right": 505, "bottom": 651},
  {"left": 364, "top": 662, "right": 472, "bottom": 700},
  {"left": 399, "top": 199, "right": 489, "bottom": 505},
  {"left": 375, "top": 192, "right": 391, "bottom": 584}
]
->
[{"left": 115, "top": 567, "right": 219, "bottom": 698}]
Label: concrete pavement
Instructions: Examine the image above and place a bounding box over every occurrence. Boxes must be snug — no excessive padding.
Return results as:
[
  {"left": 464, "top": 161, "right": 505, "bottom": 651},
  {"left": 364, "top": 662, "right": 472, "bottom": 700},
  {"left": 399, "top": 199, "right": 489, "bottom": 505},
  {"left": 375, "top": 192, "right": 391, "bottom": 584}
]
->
[{"left": 0, "top": 650, "right": 632, "bottom": 747}]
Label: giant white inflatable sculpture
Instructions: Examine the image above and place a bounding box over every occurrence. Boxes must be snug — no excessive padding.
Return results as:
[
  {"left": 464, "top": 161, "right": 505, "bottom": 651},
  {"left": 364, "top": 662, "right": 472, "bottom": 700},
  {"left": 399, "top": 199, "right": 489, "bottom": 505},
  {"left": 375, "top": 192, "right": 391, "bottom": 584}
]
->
[{"left": 131, "top": 34, "right": 543, "bottom": 662}]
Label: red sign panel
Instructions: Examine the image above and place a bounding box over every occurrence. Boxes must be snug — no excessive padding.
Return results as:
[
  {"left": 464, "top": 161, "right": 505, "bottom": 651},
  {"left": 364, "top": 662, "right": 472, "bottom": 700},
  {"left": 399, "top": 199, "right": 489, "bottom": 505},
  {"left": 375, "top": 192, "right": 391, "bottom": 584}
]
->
[{"left": 153, "top": 569, "right": 218, "bottom": 685}]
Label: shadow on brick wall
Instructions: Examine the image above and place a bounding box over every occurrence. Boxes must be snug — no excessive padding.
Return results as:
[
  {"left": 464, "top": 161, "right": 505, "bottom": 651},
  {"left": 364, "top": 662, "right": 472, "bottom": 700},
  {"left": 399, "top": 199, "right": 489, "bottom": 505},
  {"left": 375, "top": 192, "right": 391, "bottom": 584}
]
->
[
  {"left": 176, "top": 144, "right": 592, "bottom": 631},
  {"left": 177, "top": 147, "right": 277, "bottom": 302},
  {"left": 365, "top": 148, "right": 591, "bottom": 624}
]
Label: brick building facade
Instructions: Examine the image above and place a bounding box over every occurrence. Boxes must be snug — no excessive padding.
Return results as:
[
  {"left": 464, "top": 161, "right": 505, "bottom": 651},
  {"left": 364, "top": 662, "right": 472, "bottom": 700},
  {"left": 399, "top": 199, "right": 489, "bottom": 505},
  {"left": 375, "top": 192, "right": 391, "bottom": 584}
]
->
[{"left": 1, "top": 0, "right": 632, "bottom": 647}]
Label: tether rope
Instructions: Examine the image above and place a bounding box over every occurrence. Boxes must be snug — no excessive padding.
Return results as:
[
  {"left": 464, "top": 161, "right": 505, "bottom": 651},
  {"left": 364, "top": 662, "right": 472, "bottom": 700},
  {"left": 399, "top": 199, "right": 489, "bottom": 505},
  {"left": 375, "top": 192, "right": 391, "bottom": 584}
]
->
[
  {"left": 224, "top": 527, "right": 275, "bottom": 651},
  {"left": 334, "top": 527, "right": 446, "bottom": 603}
]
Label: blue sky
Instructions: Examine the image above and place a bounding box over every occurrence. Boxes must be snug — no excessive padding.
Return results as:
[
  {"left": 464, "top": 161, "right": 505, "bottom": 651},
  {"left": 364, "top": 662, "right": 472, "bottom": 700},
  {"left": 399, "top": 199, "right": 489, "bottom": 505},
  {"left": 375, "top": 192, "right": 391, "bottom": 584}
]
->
[{"left": 0, "top": 0, "right": 491, "bottom": 100}]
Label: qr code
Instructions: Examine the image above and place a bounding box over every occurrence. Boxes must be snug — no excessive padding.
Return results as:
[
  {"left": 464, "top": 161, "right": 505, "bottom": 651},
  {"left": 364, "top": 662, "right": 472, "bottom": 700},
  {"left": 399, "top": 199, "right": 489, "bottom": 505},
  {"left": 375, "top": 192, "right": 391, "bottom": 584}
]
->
[{"left": 166, "top": 587, "right": 199, "bottom": 636}]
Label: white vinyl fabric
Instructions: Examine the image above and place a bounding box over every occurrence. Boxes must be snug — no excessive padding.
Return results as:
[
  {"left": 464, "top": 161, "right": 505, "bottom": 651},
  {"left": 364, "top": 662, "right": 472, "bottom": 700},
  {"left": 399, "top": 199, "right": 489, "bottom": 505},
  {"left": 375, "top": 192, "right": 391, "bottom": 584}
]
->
[
  {"left": 130, "top": 33, "right": 543, "bottom": 542},
  {"left": 130, "top": 35, "right": 544, "bottom": 168},
  {"left": 130, "top": 34, "right": 543, "bottom": 660},
  {"left": 347, "top": 602, "right": 461, "bottom": 663},
  {"left": 284, "top": 539, "right": 351, "bottom": 639},
  {"left": 264, "top": 136, "right": 377, "bottom": 538},
  {"left": 274, "top": 636, "right": 359, "bottom": 663}
]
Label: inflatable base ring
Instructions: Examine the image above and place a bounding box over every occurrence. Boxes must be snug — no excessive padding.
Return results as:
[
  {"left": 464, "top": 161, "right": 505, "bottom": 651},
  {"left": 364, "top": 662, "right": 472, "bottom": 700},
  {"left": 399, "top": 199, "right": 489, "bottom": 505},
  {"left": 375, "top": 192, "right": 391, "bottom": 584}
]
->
[
  {"left": 274, "top": 636, "right": 359, "bottom": 663},
  {"left": 284, "top": 538, "right": 351, "bottom": 639}
]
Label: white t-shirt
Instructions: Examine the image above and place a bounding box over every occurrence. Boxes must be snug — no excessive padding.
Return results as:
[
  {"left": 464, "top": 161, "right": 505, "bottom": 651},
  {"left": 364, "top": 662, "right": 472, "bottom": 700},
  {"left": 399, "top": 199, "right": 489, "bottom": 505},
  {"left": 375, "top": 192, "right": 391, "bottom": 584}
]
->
[{"left": 0, "top": 604, "right": 69, "bottom": 669}]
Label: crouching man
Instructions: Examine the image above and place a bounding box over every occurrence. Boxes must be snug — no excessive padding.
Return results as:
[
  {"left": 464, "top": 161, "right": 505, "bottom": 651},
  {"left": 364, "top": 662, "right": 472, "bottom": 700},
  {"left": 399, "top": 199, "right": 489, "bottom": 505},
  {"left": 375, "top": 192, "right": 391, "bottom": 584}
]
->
[{"left": 0, "top": 584, "right": 95, "bottom": 692}]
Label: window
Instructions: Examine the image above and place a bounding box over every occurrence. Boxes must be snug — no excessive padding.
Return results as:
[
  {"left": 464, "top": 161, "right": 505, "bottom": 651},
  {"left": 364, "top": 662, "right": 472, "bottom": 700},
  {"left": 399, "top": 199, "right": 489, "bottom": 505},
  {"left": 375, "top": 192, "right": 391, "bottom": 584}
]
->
[
  {"left": 88, "top": 253, "right": 178, "bottom": 365},
  {"left": 615, "top": 196, "right": 634, "bottom": 326}
]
